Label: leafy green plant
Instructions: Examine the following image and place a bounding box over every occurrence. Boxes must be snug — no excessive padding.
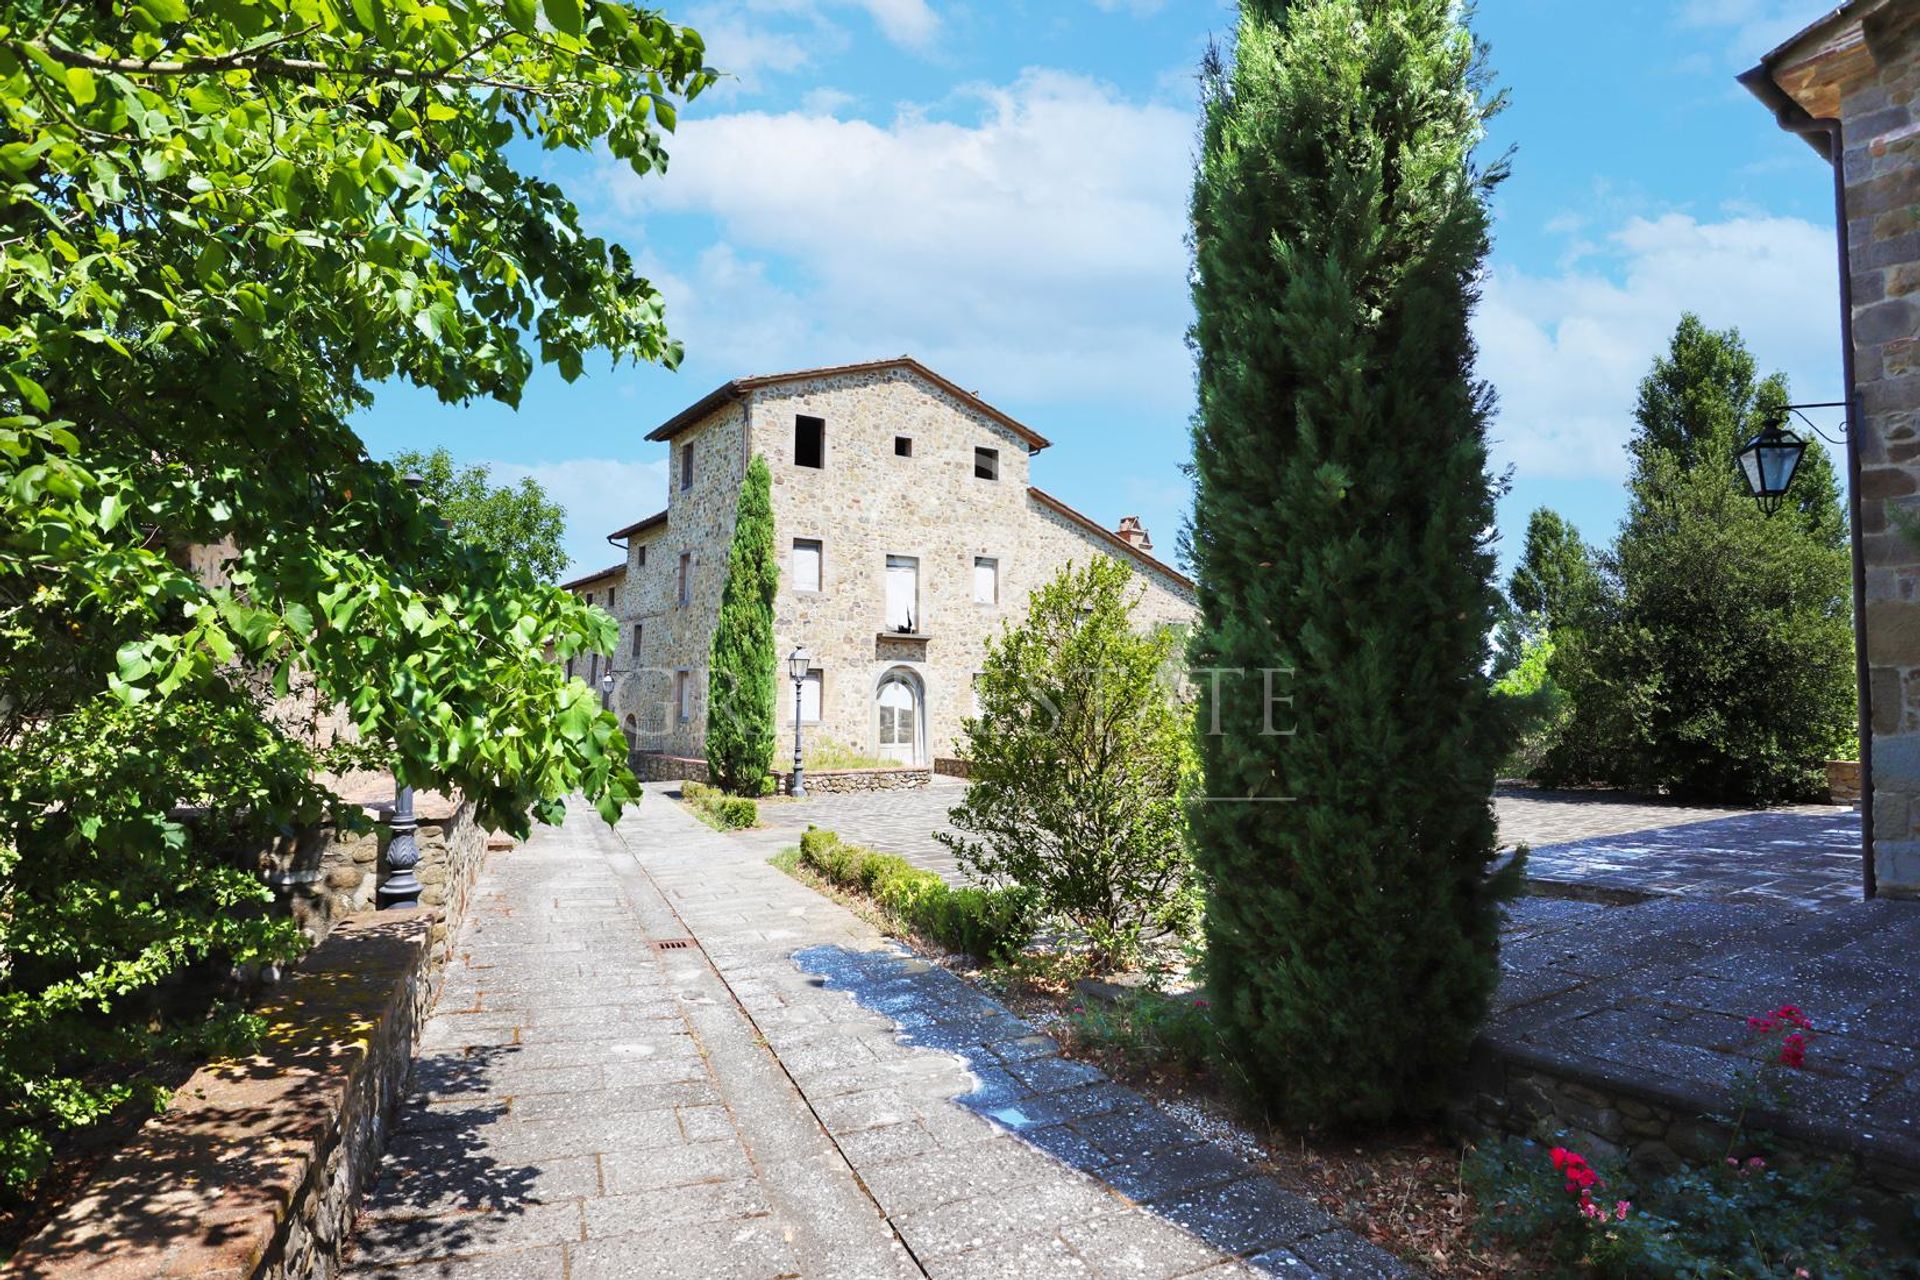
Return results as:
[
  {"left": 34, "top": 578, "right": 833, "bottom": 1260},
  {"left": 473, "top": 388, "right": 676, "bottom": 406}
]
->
[
  {"left": 1064, "top": 991, "right": 1219, "bottom": 1077},
  {"left": 707, "top": 457, "right": 778, "bottom": 796},
  {"left": 681, "top": 780, "right": 758, "bottom": 831},
  {"left": 937, "top": 557, "right": 1196, "bottom": 969},
  {"left": 793, "top": 829, "right": 1038, "bottom": 963},
  {"left": 0, "top": 0, "right": 712, "bottom": 1193},
  {"left": 1187, "top": 0, "right": 1514, "bottom": 1128},
  {"left": 1463, "top": 1136, "right": 1899, "bottom": 1279}
]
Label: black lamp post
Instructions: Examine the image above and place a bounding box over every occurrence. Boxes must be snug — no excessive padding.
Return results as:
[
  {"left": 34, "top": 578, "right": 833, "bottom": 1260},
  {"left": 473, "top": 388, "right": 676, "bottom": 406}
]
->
[
  {"left": 787, "top": 645, "right": 811, "bottom": 798},
  {"left": 381, "top": 471, "right": 430, "bottom": 911}
]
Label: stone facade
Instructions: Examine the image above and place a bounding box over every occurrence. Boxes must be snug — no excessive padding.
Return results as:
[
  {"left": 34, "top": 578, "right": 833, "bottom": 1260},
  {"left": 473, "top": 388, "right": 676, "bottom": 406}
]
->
[
  {"left": 557, "top": 560, "right": 628, "bottom": 692},
  {"left": 1747, "top": 0, "right": 1920, "bottom": 898},
  {"left": 587, "top": 359, "right": 1198, "bottom": 770}
]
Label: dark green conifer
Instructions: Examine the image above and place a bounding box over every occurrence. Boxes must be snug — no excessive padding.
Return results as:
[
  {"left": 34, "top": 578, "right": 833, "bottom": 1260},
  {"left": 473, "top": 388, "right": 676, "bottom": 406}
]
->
[
  {"left": 1187, "top": 0, "right": 1514, "bottom": 1126},
  {"left": 706, "top": 456, "right": 778, "bottom": 795}
]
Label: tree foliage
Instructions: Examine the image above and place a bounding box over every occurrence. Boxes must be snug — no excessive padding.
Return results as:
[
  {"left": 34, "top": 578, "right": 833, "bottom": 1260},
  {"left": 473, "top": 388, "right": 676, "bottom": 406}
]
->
[
  {"left": 1540, "top": 317, "right": 1854, "bottom": 802},
  {"left": 938, "top": 558, "right": 1196, "bottom": 967},
  {"left": 1186, "top": 0, "right": 1514, "bottom": 1126},
  {"left": 391, "top": 447, "right": 570, "bottom": 584},
  {"left": 706, "top": 455, "right": 777, "bottom": 795},
  {"left": 0, "top": 0, "right": 711, "bottom": 1190}
]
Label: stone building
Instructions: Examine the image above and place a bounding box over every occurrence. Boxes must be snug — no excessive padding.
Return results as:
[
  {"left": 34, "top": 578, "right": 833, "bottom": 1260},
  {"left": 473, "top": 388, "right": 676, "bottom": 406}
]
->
[
  {"left": 558, "top": 560, "right": 627, "bottom": 693},
  {"left": 589, "top": 357, "right": 1197, "bottom": 771},
  {"left": 1743, "top": 0, "right": 1920, "bottom": 899}
]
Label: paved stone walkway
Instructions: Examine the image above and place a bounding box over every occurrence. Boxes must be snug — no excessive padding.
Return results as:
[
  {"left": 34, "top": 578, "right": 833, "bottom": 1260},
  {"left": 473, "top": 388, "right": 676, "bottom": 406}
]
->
[
  {"left": 1490, "top": 893, "right": 1920, "bottom": 1174},
  {"left": 735, "top": 780, "right": 1863, "bottom": 907},
  {"left": 346, "top": 789, "right": 1416, "bottom": 1278}
]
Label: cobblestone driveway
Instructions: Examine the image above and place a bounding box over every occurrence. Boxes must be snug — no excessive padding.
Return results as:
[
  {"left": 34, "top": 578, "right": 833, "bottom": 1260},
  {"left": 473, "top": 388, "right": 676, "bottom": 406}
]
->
[{"left": 729, "top": 780, "right": 1863, "bottom": 909}]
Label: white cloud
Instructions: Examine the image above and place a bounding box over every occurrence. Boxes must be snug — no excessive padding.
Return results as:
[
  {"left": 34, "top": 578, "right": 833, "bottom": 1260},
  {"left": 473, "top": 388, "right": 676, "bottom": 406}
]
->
[
  {"left": 483, "top": 458, "right": 670, "bottom": 580},
  {"left": 604, "top": 69, "right": 1197, "bottom": 413},
  {"left": 1094, "top": 0, "right": 1167, "bottom": 14},
  {"left": 1677, "top": 0, "right": 1812, "bottom": 61},
  {"left": 858, "top": 0, "right": 939, "bottom": 48},
  {"left": 1477, "top": 211, "right": 1841, "bottom": 481},
  {"left": 686, "top": 6, "right": 814, "bottom": 95}
]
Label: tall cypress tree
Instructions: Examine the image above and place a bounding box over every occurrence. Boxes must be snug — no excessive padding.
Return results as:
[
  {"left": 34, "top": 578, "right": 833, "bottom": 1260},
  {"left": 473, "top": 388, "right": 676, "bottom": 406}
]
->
[
  {"left": 1187, "top": 0, "right": 1513, "bottom": 1126},
  {"left": 706, "top": 455, "right": 778, "bottom": 795}
]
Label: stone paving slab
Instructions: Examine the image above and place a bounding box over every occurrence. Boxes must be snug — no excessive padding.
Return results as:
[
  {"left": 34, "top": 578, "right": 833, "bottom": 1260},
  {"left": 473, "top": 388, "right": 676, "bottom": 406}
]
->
[
  {"left": 624, "top": 786, "right": 1417, "bottom": 1279},
  {"left": 729, "top": 778, "right": 1863, "bottom": 909},
  {"left": 347, "top": 791, "right": 1419, "bottom": 1279},
  {"left": 1489, "top": 893, "right": 1920, "bottom": 1174}
]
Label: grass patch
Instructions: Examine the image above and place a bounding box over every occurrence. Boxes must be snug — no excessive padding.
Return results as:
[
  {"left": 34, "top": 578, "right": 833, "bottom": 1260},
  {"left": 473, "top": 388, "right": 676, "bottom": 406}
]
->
[
  {"left": 680, "top": 780, "right": 758, "bottom": 830},
  {"left": 804, "top": 738, "right": 900, "bottom": 771}
]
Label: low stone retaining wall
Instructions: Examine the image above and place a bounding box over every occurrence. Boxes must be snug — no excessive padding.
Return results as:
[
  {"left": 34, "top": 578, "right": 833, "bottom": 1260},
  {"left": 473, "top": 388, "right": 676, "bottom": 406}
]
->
[
  {"left": 774, "top": 766, "right": 931, "bottom": 795},
  {"left": 934, "top": 756, "right": 970, "bottom": 779},
  {"left": 631, "top": 751, "right": 711, "bottom": 784},
  {"left": 1456, "top": 1038, "right": 1920, "bottom": 1240},
  {"left": 237, "top": 788, "right": 484, "bottom": 948},
  {"left": 8, "top": 911, "right": 441, "bottom": 1280}
]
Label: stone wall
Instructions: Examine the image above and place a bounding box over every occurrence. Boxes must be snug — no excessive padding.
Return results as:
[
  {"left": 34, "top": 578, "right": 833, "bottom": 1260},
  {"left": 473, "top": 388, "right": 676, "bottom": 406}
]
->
[
  {"left": 8, "top": 912, "right": 441, "bottom": 1280},
  {"left": 774, "top": 767, "right": 931, "bottom": 795},
  {"left": 239, "top": 784, "right": 486, "bottom": 949},
  {"left": 1457, "top": 1041, "right": 1920, "bottom": 1243},
  {"left": 631, "top": 750, "right": 712, "bottom": 783},
  {"left": 934, "top": 756, "right": 971, "bottom": 779},
  {"left": 1843, "top": 11, "right": 1920, "bottom": 899}
]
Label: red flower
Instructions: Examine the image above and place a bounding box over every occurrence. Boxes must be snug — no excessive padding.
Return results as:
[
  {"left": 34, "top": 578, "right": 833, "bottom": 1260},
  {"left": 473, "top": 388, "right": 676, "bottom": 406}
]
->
[
  {"left": 1549, "top": 1147, "right": 1601, "bottom": 1196},
  {"left": 1747, "top": 1015, "right": 1776, "bottom": 1032},
  {"left": 1779, "top": 1032, "right": 1807, "bottom": 1069}
]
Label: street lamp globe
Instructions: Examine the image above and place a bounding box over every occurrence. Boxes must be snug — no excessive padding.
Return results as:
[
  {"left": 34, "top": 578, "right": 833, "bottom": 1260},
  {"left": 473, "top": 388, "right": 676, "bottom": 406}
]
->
[
  {"left": 1736, "top": 421, "right": 1808, "bottom": 516},
  {"left": 787, "top": 646, "right": 812, "bottom": 683}
]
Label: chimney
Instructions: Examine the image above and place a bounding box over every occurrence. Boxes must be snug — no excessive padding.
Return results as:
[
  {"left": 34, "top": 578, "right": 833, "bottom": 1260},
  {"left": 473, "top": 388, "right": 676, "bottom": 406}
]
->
[{"left": 1115, "top": 516, "right": 1153, "bottom": 552}]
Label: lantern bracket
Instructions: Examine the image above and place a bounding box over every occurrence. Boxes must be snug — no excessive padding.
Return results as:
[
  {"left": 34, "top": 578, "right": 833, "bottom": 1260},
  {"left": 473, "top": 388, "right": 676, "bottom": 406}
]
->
[{"left": 1774, "top": 400, "right": 1849, "bottom": 445}]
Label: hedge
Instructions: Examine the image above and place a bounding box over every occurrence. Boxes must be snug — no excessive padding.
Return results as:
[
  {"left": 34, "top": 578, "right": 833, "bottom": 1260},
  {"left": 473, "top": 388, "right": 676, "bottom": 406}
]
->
[{"left": 796, "top": 828, "right": 1037, "bottom": 962}]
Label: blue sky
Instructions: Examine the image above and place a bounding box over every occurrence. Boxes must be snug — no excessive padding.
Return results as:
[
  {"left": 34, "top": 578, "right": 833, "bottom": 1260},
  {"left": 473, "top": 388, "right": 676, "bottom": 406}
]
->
[{"left": 353, "top": 0, "right": 1848, "bottom": 582}]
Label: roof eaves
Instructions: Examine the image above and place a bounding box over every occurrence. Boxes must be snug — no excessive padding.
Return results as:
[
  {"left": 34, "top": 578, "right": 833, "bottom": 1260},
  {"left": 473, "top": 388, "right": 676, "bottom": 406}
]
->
[{"left": 1027, "top": 486, "right": 1195, "bottom": 591}]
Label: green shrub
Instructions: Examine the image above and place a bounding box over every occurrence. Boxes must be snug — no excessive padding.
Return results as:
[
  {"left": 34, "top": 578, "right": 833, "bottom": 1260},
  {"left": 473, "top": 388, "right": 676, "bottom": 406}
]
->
[
  {"left": 1065, "top": 990, "right": 1219, "bottom": 1077},
  {"left": 1462, "top": 1136, "right": 1900, "bottom": 1279},
  {"left": 794, "top": 828, "right": 1038, "bottom": 962},
  {"left": 937, "top": 557, "right": 1195, "bottom": 968},
  {"left": 681, "top": 780, "right": 758, "bottom": 830}
]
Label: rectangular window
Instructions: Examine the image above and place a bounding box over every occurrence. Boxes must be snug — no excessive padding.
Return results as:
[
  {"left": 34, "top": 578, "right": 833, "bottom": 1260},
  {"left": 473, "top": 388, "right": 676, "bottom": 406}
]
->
[
  {"left": 674, "top": 670, "right": 692, "bottom": 723},
  {"left": 972, "top": 556, "right": 999, "bottom": 605},
  {"left": 632, "top": 622, "right": 643, "bottom": 659},
  {"left": 680, "top": 442, "right": 695, "bottom": 491},
  {"left": 606, "top": 585, "right": 616, "bottom": 610},
  {"left": 885, "top": 555, "right": 919, "bottom": 633},
  {"left": 792, "top": 538, "right": 823, "bottom": 592},
  {"left": 799, "top": 669, "right": 822, "bottom": 724},
  {"left": 794, "top": 415, "right": 825, "bottom": 469},
  {"left": 677, "top": 552, "right": 692, "bottom": 606},
  {"left": 894, "top": 436, "right": 913, "bottom": 457},
  {"left": 584, "top": 591, "right": 594, "bottom": 606},
  {"left": 636, "top": 544, "right": 647, "bottom": 568},
  {"left": 974, "top": 446, "right": 999, "bottom": 481}
]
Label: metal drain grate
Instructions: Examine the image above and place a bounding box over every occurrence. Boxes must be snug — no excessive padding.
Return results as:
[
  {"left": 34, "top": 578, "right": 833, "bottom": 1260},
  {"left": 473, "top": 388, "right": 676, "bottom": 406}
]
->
[{"left": 653, "top": 938, "right": 695, "bottom": 951}]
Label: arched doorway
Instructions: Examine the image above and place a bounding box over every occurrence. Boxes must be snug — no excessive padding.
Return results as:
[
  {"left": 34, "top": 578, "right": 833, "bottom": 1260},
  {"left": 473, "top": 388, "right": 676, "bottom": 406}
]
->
[{"left": 874, "top": 669, "right": 925, "bottom": 766}]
